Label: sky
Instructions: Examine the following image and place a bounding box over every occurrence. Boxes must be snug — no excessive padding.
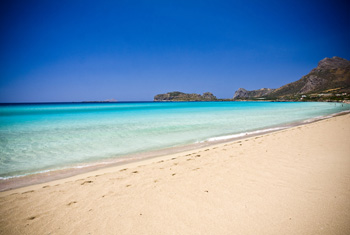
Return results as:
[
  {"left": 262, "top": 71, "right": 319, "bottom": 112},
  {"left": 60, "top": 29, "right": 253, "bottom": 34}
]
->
[{"left": 0, "top": 0, "right": 349, "bottom": 102}]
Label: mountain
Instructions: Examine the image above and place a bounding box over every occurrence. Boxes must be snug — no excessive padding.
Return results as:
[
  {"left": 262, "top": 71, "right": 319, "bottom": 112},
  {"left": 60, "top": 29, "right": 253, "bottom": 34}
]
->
[
  {"left": 233, "top": 56, "right": 350, "bottom": 100},
  {"left": 154, "top": 91, "right": 217, "bottom": 101},
  {"left": 233, "top": 88, "right": 275, "bottom": 99}
]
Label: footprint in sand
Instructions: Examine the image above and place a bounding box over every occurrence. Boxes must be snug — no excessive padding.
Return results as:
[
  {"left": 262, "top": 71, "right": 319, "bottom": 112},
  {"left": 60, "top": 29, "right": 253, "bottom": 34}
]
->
[
  {"left": 22, "top": 190, "right": 35, "bottom": 194},
  {"left": 81, "top": 181, "right": 93, "bottom": 185},
  {"left": 67, "top": 201, "right": 77, "bottom": 206}
]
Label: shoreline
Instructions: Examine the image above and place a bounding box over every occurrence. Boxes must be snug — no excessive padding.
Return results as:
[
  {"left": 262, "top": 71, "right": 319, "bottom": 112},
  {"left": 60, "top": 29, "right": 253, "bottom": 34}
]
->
[
  {"left": 1, "top": 110, "right": 349, "bottom": 192},
  {"left": 1, "top": 113, "right": 349, "bottom": 234}
]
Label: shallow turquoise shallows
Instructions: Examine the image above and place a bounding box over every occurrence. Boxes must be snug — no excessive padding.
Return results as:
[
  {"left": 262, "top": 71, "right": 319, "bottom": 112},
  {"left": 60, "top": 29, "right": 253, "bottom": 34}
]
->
[{"left": 0, "top": 101, "right": 349, "bottom": 178}]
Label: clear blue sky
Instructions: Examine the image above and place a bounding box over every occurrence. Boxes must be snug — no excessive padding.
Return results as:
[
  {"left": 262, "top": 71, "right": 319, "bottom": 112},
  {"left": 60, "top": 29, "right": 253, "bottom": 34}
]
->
[{"left": 1, "top": 0, "right": 349, "bottom": 102}]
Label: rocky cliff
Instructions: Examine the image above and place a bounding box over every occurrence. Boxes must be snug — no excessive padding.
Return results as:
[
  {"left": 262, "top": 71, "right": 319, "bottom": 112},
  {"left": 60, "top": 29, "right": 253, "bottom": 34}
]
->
[
  {"left": 271, "top": 56, "right": 350, "bottom": 98},
  {"left": 233, "top": 56, "right": 350, "bottom": 100},
  {"left": 154, "top": 92, "right": 217, "bottom": 101},
  {"left": 233, "top": 88, "right": 275, "bottom": 99}
]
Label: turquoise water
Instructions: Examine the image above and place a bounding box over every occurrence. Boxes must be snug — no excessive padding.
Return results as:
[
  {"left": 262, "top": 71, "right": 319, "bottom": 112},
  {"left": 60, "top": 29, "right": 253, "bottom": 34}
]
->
[{"left": 0, "top": 101, "right": 349, "bottom": 179}]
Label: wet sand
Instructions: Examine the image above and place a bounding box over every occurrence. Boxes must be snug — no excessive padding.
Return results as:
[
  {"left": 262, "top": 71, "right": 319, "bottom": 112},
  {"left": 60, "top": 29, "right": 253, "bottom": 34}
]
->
[{"left": 0, "top": 114, "right": 349, "bottom": 234}]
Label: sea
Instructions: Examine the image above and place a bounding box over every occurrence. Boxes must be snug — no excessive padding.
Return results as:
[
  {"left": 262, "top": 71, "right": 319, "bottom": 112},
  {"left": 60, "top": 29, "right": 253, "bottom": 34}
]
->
[{"left": 0, "top": 101, "right": 349, "bottom": 186}]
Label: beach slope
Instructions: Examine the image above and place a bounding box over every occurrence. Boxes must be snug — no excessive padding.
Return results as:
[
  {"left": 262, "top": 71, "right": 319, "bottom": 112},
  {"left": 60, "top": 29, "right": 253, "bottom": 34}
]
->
[{"left": 1, "top": 114, "right": 350, "bottom": 234}]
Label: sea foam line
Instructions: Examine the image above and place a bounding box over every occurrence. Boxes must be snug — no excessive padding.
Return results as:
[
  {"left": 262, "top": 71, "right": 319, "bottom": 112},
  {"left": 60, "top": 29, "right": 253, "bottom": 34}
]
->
[
  {"left": 302, "top": 110, "right": 350, "bottom": 123},
  {"left": 0, "top": 159, "right": 125, "bottom": 180},
  {"left": 201, "top": 127, "right": 288, "bottom": 142},
  {"left": 202, "top": 110, "right": 350, "bottom": 143}
]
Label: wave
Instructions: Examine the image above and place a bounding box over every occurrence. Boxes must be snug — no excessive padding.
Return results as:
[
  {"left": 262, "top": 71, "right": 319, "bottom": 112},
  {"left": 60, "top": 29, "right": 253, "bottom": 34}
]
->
[
  {"left": 200, "top": 127, "right": 288, "bottom": 142},
  {"left": 201, "top": 109, "right": 350, "bottom": 143}
]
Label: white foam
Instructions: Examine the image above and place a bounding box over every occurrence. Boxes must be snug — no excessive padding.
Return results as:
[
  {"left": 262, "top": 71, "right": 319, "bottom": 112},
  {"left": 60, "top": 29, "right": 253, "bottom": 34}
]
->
[
  {"left": 204, "top": 110, "right": 350, "bottom": 143},
  {"left": 302, "top": 110, "right": 350, "bottom": 123},
  {"left": 202, "top": 127, "right": 287, "bottom": 142},
  {"left": 0, "top": 169, "right": 53, "bottom": 180}
]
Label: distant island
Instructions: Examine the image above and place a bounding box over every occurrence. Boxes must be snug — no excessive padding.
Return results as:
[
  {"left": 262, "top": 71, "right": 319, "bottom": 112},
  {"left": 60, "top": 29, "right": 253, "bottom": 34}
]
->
[
  {"left": 154, "top": 56, "right": 350, "bottom": 102},
  {"left": 154, "top": 92, "right": 217, "bottom": 101}
]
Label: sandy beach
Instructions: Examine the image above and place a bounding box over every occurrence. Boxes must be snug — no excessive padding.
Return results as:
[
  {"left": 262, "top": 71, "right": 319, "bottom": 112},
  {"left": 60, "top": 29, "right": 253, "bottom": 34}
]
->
[{"left": 0, "top": 114, "right": 349, "bottom": 234}]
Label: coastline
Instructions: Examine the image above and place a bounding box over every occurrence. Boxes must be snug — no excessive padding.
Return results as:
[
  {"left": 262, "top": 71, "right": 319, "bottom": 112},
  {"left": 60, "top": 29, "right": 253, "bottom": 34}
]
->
[
  {"left": 1, "top": 110, "right": 349, "bottom": 192},
  {"left": 1, "top": 113, "right": 349, "bottom": 234}
]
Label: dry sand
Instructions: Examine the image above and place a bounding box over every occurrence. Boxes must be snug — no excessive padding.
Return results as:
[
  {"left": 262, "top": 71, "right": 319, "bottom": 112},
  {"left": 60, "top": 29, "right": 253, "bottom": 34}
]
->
[{"left": 1, "top": 114, "right": 350, "bottom": 235}]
